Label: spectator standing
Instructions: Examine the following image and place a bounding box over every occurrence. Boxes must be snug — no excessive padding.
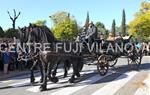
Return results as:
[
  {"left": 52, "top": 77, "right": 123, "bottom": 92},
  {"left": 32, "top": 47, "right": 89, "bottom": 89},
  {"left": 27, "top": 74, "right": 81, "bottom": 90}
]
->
[{"left": 3, "top": 47, "right": 11, "bottom": 74}]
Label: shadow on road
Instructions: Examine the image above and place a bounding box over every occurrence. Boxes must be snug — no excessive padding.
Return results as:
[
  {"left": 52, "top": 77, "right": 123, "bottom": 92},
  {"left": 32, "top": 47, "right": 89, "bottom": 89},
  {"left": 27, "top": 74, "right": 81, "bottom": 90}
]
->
[{"left": 0, "top": 62, "right": 149, "bottom": 91}]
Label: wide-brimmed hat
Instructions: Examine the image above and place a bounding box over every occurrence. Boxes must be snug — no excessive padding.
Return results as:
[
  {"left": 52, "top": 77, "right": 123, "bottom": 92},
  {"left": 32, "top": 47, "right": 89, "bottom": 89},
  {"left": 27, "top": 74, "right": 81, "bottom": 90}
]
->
[
  {"left": 89, "top": 21, "right": 93, "bottom": 24},
  {"left": 109, "top": 32, "right": 113, "bottom": 36}
]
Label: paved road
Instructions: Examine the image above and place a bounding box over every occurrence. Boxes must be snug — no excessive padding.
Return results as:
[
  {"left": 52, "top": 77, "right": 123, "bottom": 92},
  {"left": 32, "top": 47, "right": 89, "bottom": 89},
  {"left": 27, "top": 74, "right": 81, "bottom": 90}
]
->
[{"left": 0, "top": 56, "right": 149, "bottom": 95}]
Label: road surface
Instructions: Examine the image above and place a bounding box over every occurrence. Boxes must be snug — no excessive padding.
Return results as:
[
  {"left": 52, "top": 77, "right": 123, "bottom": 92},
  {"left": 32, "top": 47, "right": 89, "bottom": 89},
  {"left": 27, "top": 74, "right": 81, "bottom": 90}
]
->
[{"left": 0, "top": 56, "right": 149, "bottom": 95}]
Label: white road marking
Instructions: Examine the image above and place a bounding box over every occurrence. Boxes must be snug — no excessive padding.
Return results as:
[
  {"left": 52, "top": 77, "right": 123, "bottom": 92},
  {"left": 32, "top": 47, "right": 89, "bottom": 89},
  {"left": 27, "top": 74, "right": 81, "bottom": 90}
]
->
[
  {"left": 26, "top": 70, "right": 74, "bottom": 92},
  {"left": 8, "top": 77, "right": 40, "bottom": 88},
  {"left": 0, "top": 80, "right": 13, "bottom": 84},
  {"left": 9, "top": 69, "right": 71, "bottom": 88},
  {"left": 91, "top": 71, "right": 138, "bottom": 95},
  {"left": 27, "top": 77, "right": 70, "bottom": 92},
  {"left": 49, "top": 71, "right": 113, "bottom": 95},
  {"left": 26, "top": 70, "right": 95, "bottom": 92},
  {"left": 0, "top": 71, "right": 40, "bottom": 85},
  {"left": 134, "top": 72, "right": 150, "bottom": 95}
]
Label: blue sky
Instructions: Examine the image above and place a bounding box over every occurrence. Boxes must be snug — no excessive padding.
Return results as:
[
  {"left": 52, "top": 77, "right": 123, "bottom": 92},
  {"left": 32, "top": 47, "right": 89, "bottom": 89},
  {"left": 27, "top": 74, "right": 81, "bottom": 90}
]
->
[{"left": 0, "top": 0, "right": 147, "bottom": 30}]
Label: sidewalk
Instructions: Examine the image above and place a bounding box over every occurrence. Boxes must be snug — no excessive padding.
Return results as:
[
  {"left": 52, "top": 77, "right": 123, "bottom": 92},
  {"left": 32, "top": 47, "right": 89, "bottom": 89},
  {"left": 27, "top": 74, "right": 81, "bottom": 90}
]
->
[{"left": 0, "top": 70, "right": 31, "bottom": 81}]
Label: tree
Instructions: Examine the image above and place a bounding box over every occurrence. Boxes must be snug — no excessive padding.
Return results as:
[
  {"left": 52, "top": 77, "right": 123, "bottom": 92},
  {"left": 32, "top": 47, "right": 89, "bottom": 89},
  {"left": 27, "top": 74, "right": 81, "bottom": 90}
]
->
[
  {"left": 50, "top": 11, "right": 70, "bottom": 25},
  {"left": 0, "top": 26, "right": 5, "bottom": 37},
  {"left": 129, "top": 1, "right": 150, "bottom": 41},
  {"left": 7, "top": 9, "right": 21, "bottom": 29},
  {"left": 96, "top": 22, "right": 105, "bottom": 29},
  {"left": 111, "top": 19, "right": 116, "bottom": 37},
  {"left": 32, "top": 20, "right": 46, "bottom": 26},
  {"left": 136, "top": 1, "right": 150, "bottom": 16},
  {"left": 105, "top": 30, "right": 109, "bottom": 38},
  {"left": 95, "top": 21, "right": 108, "bottom": 38},
  {"left": 50, "top": 11, "right": 78, "bottom": 40},
  {"left": 121, "top": 9, "right": 126, "bottom": 36},
  {"left": 115, "top": 26, "right": 121, "bottom": 35},
  {"left": 84, "top": 11, "right": 90, "bottom": 28},
  {"left": 5, "top": 28, "right": 19, "bottom": 38}
]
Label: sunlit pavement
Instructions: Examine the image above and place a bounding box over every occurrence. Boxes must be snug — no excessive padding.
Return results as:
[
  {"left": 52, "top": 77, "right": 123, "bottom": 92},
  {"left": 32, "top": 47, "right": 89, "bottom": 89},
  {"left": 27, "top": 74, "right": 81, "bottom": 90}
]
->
[{"left": 0, "top": 56, "right": 149, "bottom": 95}]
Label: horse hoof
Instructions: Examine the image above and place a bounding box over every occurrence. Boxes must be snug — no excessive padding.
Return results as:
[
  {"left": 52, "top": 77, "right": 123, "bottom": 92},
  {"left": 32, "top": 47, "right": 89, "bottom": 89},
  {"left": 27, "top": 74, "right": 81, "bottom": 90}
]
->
[
  {"left": 39, "top": 79, "right": 43, "bottom": 83},
  {"left": 39, "top": 85, "right": 47, "bottom": 91},
  {"left": 51, "top": 77, "right": 59, "bottom": 83},
  {"left": 63, "top": 74, "right": 67, "bottom": 78},
  {"left": 63, "top": 76, "right": 67, "bottom": 78},
  {"left": 69, "top": 78, "right": 75, "bottom": 83},
  {"left": 30, "top": 79, "right": 35, "bottom": 84},
  {"left": 76, "top": 73, "right": 80, "bottom": 77},
  {"left": 52, "top": 72, "right": 56, "bottom": 77},
  {"left": 31, "top": 82, "right": 36, "bottom": 85}
]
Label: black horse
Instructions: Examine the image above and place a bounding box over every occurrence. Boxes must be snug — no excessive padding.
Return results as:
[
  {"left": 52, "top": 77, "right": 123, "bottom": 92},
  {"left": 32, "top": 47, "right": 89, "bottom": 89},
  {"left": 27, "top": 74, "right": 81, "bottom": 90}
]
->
[
  {"left": 18, "top": 24, "right": 83, "bottom": 91},
  {"left": 18, "top": 26, "right": 45, "bottom": 84}
]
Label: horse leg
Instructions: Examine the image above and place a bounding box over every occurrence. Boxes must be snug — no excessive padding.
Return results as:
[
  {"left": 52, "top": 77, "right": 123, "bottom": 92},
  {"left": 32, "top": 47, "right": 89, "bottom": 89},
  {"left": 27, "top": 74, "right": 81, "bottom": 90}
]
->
[
  {"left": 69, "top": 58, "right": 82, "bottom": 83},
  {"left": 38, "top": 60, "right": 44, "bottom": 83},
  {"left": 76, "top": 58, "right": 83, "bottom": 77},
  {"left": 48, "top": 61, "right": 59, "bottom": 83},
  {"left": 47, "top": 62, "right": 53, "bottom": 81},
  {"left": 30, "top": 60, "right": 37, "bottom": 84},
  {"left": 30, "top": 69, "right": 35, "bottom": 84},
  {"left": 39, "top": 62, "right": 47, "bottom": 91},
  {"left": 69, "top": 59, "right": 79, "bottom": 83},
  {"left": 52, "top": 62, "right": 59, "bottom": 77},
  {"left": 64, "top": 64, "right": 68, "bottom": 78},
  {"left": 74, "top": 58, "right": 81, "bottom": 78},
  {"left": 52, "top": 58, "right": 62, "bottom": 78},
  {"left": 63, "top": 60, "right": 70, "bottom": 78}
]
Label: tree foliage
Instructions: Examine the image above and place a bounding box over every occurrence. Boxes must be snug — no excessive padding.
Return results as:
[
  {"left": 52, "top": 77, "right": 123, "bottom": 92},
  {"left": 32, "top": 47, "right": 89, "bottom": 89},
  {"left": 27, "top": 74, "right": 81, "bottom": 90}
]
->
[
  {"left": 50, "top": 11, "right": 78, "bottom": 40},
  {"left": 111, "top": 19, "right": 116, "bottom": 37},
  {"left": 50, "top": 11, "right": 70, "bottom": 25},
  {"left": 95, "top": 21, "right": 108, "bottom": 38},
  {"left": 84, "top": 11, "right": 90, "bottom": 28},
  {"left": 5, "top": 28, "right": 19, "bottom": 38},
  {"left": 0, "top": 26, "right": 5, "bottom": 37},
  {"left": 32, "top": 20, "right": 46, "bottom": 26},
  {"left": 129, "top": 1, "right": 150, "bottom": 42},
  {"left": 121, "top": 9, "right": 126, "bottom": 36}
]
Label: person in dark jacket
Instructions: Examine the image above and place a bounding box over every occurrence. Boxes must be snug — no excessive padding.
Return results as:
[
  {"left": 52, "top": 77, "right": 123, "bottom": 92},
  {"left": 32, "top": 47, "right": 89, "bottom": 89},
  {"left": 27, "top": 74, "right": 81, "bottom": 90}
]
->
[{"left": 85, "top": 21, "right": 98, "bottom": 43}]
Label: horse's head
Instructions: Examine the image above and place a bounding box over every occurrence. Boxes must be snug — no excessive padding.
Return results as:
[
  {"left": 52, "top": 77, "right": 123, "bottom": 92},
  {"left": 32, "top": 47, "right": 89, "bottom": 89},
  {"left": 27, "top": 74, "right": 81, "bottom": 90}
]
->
[
  {"left": 27, "top": 24, "right": 41, "bottom": 43},
  {"left": 19, "top": 23, "right": 58, "bottom": 45},
  {"left": 18, "top": 26, "right": 29, "bottom": 43},
  {"left": 28, "top": 24, "right": 57, "bottom": 43}
]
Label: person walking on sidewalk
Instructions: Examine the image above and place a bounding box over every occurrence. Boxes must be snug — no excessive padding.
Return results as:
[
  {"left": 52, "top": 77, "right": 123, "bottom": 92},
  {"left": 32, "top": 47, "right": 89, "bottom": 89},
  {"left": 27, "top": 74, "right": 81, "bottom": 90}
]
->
[{"left": 3, "top": 47, "right": 11, "bottom": 74}]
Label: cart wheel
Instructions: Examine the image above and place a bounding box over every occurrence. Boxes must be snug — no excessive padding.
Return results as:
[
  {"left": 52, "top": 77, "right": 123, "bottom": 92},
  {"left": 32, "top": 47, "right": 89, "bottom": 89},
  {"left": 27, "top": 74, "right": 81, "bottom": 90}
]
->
[
  {"left": 97, "top": 54, "right": 109, "bottom": 76},
  {"left": 108, "top": 58, "right": 118, "bottom": 67},
  {"left": 128, "top": 55, "right": 142, "bottom": 70}
]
